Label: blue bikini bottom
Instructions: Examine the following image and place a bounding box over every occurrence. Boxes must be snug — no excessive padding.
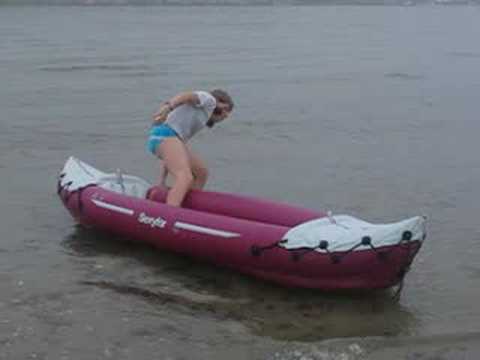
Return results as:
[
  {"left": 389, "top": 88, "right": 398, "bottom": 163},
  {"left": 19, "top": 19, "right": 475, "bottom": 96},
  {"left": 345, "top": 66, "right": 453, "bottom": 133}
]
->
[{"left": 146, "top": 124, "right": 178, "bottom": 155}]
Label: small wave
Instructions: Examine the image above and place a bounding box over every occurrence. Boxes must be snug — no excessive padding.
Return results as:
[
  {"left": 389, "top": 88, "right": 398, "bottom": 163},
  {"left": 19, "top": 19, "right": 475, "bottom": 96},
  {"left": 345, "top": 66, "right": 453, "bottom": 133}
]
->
[
  {"left": 460, "top": 265, "right": 480, "bottom": 279},
  {"left": 448, "top": 51, "right": 480, "bottom": 59},
  {"left": 268, "top": 342, "right": 365, "bottom": 360},
  {"left": 80, "top": 280, "right": 249, "bottom": 315},
  {"left": 39, "top": 64, "right": 151, "bottom": 72},
  {"left": 323, "top": 74, "right": 355, "bottom": 82},
  {"left": 114, "top": 71, "right": 159, "bottom": 78},
  {"left": 384, "top": 72, "right": 425, "bottom": 80},
  {"left": 268, "top": 331, "right": 480, "bottom": 360}
]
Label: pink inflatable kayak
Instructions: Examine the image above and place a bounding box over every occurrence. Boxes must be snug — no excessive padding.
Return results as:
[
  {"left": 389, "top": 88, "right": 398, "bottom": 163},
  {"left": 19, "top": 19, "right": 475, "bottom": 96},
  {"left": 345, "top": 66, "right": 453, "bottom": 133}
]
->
[{"left": 57, "top": 157, "right": 426, "bottom": 290}]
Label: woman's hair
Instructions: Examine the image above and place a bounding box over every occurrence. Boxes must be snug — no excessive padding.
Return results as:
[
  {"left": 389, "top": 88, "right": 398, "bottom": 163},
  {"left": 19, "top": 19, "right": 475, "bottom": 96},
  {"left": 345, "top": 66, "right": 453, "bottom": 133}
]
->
[{"left": 211, "top": 89, "right": 234, "bottom": 112}]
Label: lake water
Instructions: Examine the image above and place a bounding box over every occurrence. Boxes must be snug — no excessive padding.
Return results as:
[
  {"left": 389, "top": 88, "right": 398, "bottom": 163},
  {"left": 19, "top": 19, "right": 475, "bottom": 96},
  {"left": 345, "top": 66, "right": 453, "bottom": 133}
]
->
[{"left": 1, "top": 4, "right": 480, "bottom": 360}]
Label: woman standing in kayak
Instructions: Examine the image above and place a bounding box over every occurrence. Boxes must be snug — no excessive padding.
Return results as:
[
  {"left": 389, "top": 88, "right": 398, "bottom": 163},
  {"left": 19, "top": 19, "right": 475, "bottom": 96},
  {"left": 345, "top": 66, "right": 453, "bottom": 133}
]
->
[{"left": 147, "top": 89, "right": 234, "bottom": 207}]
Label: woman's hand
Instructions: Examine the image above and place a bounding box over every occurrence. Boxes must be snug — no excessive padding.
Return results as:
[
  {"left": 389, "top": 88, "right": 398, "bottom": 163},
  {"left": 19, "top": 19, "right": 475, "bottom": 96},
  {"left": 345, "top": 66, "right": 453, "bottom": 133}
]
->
[{"left": 152, "top": 102, "right": 173, "bottom": 124}]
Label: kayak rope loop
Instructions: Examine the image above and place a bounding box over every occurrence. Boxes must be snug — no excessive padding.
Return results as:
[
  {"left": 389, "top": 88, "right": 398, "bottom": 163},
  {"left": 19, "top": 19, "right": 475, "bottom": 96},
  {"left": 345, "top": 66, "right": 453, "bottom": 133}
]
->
[
  {"left": 392, "top": 278, "right": 405, "bottom": 301},
  {"left": 250, "top": 240, "right": 287, "bottom": 257},
  {"left": 390, "top": 227, "right": 425, "bottom": 302},
  {"left": 57, "top": 173, "right": 66, "bottom": 196},
  {"left": 395, "top": 231, "right": 422, "bottom": 279},
  {"left": 57, "top": 172, "right": 96, "bottom": 213},
  {"left": 391, "top": 231, "right": 420, "bottom": 301},
  {"left": 57, "top": 173, "right": 73, "bottom": 204}
]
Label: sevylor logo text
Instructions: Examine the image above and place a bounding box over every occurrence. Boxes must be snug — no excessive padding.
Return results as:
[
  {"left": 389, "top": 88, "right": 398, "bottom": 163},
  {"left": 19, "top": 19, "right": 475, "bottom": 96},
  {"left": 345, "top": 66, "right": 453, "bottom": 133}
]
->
[{"left": 138, "top": 212, "right": 166, "bottom": 228}]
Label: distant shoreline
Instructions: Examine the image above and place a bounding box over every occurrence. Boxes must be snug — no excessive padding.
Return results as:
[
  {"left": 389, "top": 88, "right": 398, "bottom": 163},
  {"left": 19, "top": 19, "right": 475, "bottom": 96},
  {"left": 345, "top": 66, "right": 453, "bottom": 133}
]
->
[{"left": 1, "top": 0, "right": 479, "bottom": 7}]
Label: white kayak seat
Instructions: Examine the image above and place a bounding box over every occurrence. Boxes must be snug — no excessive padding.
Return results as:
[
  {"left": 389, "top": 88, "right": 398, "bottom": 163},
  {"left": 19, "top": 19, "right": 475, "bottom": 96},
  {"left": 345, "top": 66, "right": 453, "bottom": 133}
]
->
[
  {"left": 97, "top": 173, "right": 150, "bottom": 199},
  {"left": 280, "top": 215, "right": 426, "bottom": 253}
]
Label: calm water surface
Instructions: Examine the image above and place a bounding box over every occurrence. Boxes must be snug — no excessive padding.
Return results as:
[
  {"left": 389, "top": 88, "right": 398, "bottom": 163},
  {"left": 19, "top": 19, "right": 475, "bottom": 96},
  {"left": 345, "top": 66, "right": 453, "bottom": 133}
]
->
[{"left": 1, "top": 5, "right": 480, "bottom": 360}]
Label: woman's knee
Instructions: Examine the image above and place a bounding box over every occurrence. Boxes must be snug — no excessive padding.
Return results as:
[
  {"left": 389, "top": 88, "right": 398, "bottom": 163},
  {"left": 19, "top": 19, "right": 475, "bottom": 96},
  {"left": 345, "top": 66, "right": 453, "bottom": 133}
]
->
[
  {"left": 194, "top": 166, "right": 209, "bottom": 182},
  {"left": 176, "top": 169, "right": 194, "bottom": 186}
]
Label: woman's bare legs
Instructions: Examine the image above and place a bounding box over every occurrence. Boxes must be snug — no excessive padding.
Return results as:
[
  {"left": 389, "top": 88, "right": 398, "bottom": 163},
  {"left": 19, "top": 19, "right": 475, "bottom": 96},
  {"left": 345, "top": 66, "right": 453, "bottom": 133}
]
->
[
  {"left": 159, "top": 163, "right": 168, "bottom": 187},
  {"left": 157, "top": 148, "right": 208, "bottom": 190},
  {"left": 157, "top": 137, "right": 193, "bottom": 207},
  {"left": 186, "top": 147, "right": 209, "bottom": 189}
]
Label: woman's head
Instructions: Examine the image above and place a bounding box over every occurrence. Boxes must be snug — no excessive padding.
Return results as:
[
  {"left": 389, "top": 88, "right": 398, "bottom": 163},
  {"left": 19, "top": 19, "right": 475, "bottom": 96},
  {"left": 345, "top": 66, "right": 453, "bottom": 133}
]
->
[{"left": 208, "top": 89, "right": 234, "bottom": 127}]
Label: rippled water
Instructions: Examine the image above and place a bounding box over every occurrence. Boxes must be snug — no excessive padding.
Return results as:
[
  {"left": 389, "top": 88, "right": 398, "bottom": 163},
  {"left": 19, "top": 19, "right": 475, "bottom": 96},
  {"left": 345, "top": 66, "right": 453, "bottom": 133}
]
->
[{"left": 1, "top": 4, "right": 480, "bottom": 360}]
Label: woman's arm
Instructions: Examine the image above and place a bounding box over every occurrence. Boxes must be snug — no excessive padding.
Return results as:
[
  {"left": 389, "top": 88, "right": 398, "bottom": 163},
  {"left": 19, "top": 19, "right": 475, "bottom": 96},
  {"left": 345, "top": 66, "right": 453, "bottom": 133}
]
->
[
  {"left": 167, "top": 91, "right": 201, "bottom": 108},
  {"left": 152, "top": 92, "right": 200, "bottom": 124}
]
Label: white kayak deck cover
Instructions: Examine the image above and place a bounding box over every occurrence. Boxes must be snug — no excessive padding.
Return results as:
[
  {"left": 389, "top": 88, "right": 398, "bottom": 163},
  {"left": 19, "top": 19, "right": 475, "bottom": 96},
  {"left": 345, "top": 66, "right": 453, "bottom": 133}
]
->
[
  {"left": 59, "top": 157, "right": 151, "bottom": 198},
  {"left": 281, "top": 215, "right": 426, "bottom": 252}
]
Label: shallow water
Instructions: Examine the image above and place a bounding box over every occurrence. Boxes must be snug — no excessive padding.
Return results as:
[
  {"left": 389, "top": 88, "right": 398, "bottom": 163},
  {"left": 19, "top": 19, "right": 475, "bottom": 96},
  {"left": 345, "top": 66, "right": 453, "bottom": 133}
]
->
[{"left": 1, "top": 4, "right": 480, "bottom": 360}]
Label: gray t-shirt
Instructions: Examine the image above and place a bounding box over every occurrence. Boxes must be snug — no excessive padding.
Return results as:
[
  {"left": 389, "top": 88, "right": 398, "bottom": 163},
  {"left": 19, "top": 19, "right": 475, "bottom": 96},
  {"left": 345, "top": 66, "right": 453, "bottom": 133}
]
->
[{"left": 164, "top": 91, "right": 217, "bottom": 142}]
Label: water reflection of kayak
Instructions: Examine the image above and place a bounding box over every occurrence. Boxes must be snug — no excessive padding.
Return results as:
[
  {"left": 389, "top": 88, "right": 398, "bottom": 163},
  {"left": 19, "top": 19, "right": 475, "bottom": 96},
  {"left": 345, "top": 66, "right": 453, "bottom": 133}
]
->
[{"left": 57, "top": 156, "right": 426, "bottom": 291}]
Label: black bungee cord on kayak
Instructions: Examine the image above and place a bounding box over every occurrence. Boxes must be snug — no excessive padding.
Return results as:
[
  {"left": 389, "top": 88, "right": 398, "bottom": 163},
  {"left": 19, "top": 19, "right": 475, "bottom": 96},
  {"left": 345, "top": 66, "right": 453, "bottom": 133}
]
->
[
  {"left": 250, "top": 229, "right": 420, "bottom": 299},
  {"left": 250, "top": 229, "right": 418, "bottom": 265}
]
